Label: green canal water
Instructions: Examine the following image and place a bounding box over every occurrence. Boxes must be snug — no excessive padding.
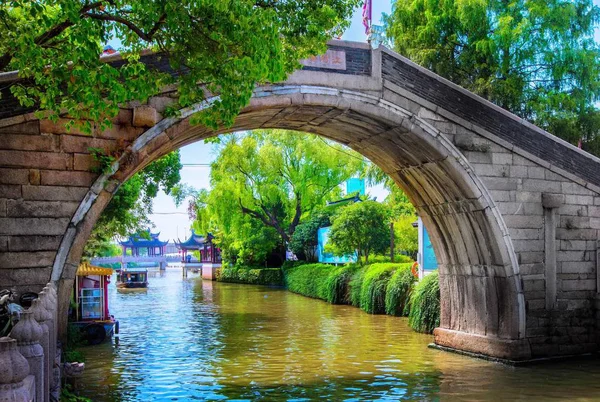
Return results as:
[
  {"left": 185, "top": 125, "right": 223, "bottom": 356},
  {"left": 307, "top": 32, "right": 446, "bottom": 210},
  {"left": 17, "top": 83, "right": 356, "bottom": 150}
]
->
[{"left": 77, "top": 269, "right": 600, "bottom": 401}]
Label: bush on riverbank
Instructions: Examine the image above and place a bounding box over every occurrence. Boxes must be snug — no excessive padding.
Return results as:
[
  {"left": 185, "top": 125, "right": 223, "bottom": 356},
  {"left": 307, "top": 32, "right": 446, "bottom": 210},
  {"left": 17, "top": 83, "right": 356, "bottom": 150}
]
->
[
  {"left": 217, "top": 266, "right": 284, "bottom": 286},
  {"left": 285, "top": 262, "right": 415, "bottom": 316},
  {"left": 385, "top": 264, "right": 416, "bottom": 316},
  {"left": 360, "top": 263, "right": 399, "bottom": 314},
  {"left": 408, "top": 271, "right": 440, "bottom": 334}
]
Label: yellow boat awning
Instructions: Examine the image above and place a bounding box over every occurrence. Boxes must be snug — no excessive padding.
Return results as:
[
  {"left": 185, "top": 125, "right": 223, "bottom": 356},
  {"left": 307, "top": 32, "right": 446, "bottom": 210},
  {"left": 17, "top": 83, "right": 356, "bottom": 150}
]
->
[{"left": 76, "top": 263, "right": 114, "bottom": 277}]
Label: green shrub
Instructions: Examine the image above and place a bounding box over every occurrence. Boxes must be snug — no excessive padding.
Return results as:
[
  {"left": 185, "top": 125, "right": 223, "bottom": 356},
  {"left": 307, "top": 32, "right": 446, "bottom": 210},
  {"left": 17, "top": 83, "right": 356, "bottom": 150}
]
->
[
  {"left": 360, "top": 263, "right": 405, "bottom": 314},
  {"left": 368, "top": 254, "right": 413, "bottom": 264},
  {"left": 323, "top": 264, "right": 359, "bottom": 304},
  {"left": 281, "top": 260, "right": 309, "bottom": 271},
  {"left": 348, "top": 265, "right": 365, "bottom": 307},
  {"left": 284, "top": 263, "right": 331, "bottom": 299},
  {"left": 385, "top": 264, "right": 416, "bottom": 316},
  {"left": 217, "top": 266, "right": 284, "bottom": 286},
  {"left": 408, "top": 271, "right": 440, "bottom": 333}
]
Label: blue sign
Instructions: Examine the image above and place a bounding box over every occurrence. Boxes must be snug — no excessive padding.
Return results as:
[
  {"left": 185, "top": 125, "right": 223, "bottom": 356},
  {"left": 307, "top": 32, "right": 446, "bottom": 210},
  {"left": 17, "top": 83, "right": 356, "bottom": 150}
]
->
[
  {"left": 422, "top": 224, "right": 438, "bottom": 270},
  {"left": 345, "top": 178, "right": 365, "bottom": 196},
  {"left": 317, "top": 226, "right": 357, "bottom": 264}
]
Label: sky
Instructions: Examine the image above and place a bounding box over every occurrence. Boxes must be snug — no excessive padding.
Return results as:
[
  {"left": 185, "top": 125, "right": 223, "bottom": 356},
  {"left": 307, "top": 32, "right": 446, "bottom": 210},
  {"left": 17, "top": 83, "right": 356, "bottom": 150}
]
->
[{"left": 148, "top": 2, "right": 394, "bottom": 242}]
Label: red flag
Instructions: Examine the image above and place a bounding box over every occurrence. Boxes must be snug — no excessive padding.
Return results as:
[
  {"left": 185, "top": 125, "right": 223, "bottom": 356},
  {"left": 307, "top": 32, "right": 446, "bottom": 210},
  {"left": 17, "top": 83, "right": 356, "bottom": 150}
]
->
[{"left": 362, "top": 0, "right": 372, "bottom": 35}]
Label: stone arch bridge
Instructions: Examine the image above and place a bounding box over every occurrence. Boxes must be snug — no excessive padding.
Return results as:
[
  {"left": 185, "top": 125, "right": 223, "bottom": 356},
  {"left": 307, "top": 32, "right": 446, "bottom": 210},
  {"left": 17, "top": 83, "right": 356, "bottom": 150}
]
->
[{"left": 1, "top": 40, "right": 599, "bottom": 362}]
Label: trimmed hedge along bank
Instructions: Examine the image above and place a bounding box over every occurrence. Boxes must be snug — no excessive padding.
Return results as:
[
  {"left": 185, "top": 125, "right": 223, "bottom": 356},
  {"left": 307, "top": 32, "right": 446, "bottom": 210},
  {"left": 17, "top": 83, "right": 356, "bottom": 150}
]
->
[
  {"left": 283, "top": 262, "right": 440, "bottom": 334},
  {"left": 217, "top": 267, "right": 284, "bottom": 286}
]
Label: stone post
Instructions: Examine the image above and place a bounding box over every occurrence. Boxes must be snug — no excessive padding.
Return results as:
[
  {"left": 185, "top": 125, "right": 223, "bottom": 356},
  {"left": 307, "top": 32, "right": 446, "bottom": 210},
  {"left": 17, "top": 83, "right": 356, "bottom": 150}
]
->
[
  {"left": 40, "top": 290, "right": 56, "bottom": 390},
  {"left": 41, "top": 287, "right": 58, "bottom": 385},
  {"left": 46, "top": 282, "right": 61, "bottom": 402},
  {"left": 10, "top": 310, "right": 44, "bottom": 402},
  {"left": 542, "top": 193, "right": 563, "bottom": 311},
  {"left": 31, "top": 298, "right": 51, "bottom": 402},
  {"left": 0, "top": 337, "right": 33, "bottom": 402}
]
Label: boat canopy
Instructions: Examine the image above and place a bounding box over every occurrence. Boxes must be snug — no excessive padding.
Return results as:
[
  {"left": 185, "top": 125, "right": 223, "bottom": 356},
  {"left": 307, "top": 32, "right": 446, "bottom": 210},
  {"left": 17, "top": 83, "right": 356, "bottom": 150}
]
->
[{"left": 77, "top": 263, "right": 114, "bottom": 276}]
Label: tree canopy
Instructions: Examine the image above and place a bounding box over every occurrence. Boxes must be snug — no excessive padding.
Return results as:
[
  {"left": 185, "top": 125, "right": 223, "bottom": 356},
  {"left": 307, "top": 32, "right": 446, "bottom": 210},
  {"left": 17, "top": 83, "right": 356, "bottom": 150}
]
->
[
  {"left": 192, "top": 130, "right": 365, "bottom": 266},
  {"left": 84, "top": 151, "right": 182, "bottom": 258},
  {"left": 384, "top": 0, "right": 600, "bottom": 155},
  {"left": 328, "top": 200, "right": 392, "bottom": 265},
  {"left": 1, "top": 0, "right": 359, "bottom": 129}
]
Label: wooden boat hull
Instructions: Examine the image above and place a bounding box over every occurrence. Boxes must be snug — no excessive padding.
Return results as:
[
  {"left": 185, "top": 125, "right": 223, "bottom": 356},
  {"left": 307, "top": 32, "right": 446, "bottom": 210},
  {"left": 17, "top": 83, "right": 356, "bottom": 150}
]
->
[
  {"left": 71, "top": 320, "right": 118, "bottom": 345},
  {"left": 116, "top": 282, "right": 148, "bottom": 289}
]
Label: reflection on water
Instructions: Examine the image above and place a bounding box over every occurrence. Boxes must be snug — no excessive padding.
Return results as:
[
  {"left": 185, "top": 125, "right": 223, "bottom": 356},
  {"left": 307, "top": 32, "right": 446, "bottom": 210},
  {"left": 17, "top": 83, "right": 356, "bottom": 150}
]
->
[{"left": 78, "top": 269, "right": 600, "bottom": 401}]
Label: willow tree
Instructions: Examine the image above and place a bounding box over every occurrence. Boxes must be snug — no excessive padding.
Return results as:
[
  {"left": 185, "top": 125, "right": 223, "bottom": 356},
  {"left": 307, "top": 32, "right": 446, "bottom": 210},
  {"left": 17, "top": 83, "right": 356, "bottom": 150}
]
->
[
  {"left": 385, "top": 0, "right": 600, "bottom": 155},
  {"left": 194, "top": 130, "right": 365, "bottom": 265},
  {"left": 1, "top": 0, "right": 359, "bottom": 128}
]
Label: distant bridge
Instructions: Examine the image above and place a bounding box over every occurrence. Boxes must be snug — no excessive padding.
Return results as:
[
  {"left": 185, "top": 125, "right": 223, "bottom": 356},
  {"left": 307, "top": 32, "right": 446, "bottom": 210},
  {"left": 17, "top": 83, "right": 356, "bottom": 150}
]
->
[{"left": 90, "top": 255, "right": 182, "bottom": 266}]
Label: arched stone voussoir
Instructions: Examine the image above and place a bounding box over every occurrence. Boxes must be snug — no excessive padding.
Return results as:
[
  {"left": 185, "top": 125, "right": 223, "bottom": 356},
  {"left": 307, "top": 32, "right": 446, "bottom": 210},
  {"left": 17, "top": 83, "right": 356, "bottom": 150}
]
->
[{"left": 47, "top": 83, "right": 526, "bottom": 360}]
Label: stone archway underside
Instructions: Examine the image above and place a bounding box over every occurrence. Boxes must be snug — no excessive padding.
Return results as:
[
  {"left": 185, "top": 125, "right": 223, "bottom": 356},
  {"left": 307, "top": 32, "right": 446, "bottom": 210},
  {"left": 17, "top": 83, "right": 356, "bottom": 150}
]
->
[{"left": 53, "top": 85, "right": 529, "bottom": 360}]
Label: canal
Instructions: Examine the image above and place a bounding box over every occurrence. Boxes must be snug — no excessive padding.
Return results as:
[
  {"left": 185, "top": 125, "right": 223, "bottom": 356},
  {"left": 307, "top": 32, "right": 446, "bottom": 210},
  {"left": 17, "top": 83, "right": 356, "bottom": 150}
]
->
[{"left": 77, "top": 269, "right": 600, "bottom": 401}]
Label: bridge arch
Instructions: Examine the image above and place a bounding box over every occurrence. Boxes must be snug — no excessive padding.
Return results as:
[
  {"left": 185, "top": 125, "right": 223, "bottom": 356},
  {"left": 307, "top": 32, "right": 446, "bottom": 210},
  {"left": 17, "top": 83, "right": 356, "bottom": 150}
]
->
[{"left": 52, "top": 84, "right": 529, "bottom": 360}]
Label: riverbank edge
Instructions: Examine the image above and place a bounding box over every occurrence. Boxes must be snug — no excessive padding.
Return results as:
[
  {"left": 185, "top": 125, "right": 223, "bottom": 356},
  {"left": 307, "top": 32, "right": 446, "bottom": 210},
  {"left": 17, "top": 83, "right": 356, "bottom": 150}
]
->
[
  {"left": 215, "top": 261, "right": 440, "bottom": 335},
  {"left": 216, "top": 266, "right": 284, "bottom": 286}
]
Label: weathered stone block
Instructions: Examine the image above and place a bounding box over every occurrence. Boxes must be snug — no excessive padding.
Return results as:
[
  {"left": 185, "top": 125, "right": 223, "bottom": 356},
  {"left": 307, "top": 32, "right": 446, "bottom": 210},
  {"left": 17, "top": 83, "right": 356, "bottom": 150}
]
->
[
  {"left": 560, "top": 204, "right": 587, "bottom": 217},
  {"left": 557, "top": 251, "right": 586, "bottom": 262},
  {"left": 524, "top": 179, "right": 562, "bottom": 193},
  {"left": 40, "top": 171, "right": 97, "bottom": 187},
  {"left": 528, "top": 166, "right": 546, "bottom": 179},
  {"left": 519, "top": 251, "right": 544, "bottom": 264},
  {"left": 523, "top": 279, "right": 545, "bottom": 291},
  {"left": 8, "top": 236, "right": 63, "bottom": 252},
  {"left": 0, "top": 168, "right": 29, "bottom": 184},
  {"left": 0, "top": 184, "right": 21, "bottom": 199},
  {"left": 520, "top": 263, "right": 544, "bottom": 275},
  {"left": 0, "top": 133, "right": 58, "bottom": 152},
  {"left": 565, "top": 194, "right": 594, "bottom": 205},
  {"left": 512, "top": 239, "right": 544, "bottom": 252},
  {"left": 561, "top": 279, "right": 596, "bottom": 291},
  {"left": 7, "top": 200, "right": 79, "bottom": 218},
  {"left": 509, "top": 165, "right": 528, "bottom": 178},
  {"left": 0, "top": 150, "right": 71, "bottom": 170},
  {"left": 516, "top": 191, "right": 541, "bottom": 203},
  {"left": 482, "top": 177, "right": 519, "bottom": 191},
  {"left": 559, "top": 262, "right": 595, "bottom": 274},
  {"left": 562, "top": 182, "right": 594, "bottom": 196},
  {"left": 73, "top": 153, "right": 99, "bottom": 171},
  {"left": 0, "top": 120, "right": 40, "bottom": 135},
  {"left": 560, "top": 216, "right": 591, "bottom": 229},
  {"left": 0, "top": 251, "right": 56, "bottom": 268},
  {"left": 0, "top": 218, "right": 69, "bottom": 235},
  {"left": 471, "top": 163, "right": 509, "bottom": 177},
  {"left": 22, "top": 185, "right": 88, "bottom": 201},
  {"left": 491, "top": 153, "right": 513, "bottom": 165},
  {"left": 489, "top": 190, "right": 514, "bottom": 202},
  {"left": 556, "top": 228, "right": 598, "bottom": 240},
  {"left": 504, "top": 215, "right": 543, "bottom": 229},
  {"left": 60, "top": 135, "right": 117, "bottom": 154},
  {"left": 527, "top": 299, "right": 545, "bottom": 310},
  {"left": 133, "top": 105, "right": 159, "bottom": 127}
]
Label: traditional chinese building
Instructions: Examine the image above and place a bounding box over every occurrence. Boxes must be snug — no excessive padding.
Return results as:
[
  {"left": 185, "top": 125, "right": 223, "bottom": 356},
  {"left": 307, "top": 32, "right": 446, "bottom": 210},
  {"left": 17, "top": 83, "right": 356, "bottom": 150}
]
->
[
  {"left": 175, "top": 230, "right": 221, "bottom": 264},
  {"left": 120, "top": 230, "right": 169, "bottom": 257}
]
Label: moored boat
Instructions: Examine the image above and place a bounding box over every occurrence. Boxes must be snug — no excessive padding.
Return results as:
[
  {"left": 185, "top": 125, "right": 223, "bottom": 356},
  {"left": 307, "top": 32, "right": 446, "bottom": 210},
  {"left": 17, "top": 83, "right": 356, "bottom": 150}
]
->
[
  {"left": 117, "top": 267, "right": 149, "bottom": 289},
  {"left": 71, "top": 263, "right": 118, "bottom": 345}
]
